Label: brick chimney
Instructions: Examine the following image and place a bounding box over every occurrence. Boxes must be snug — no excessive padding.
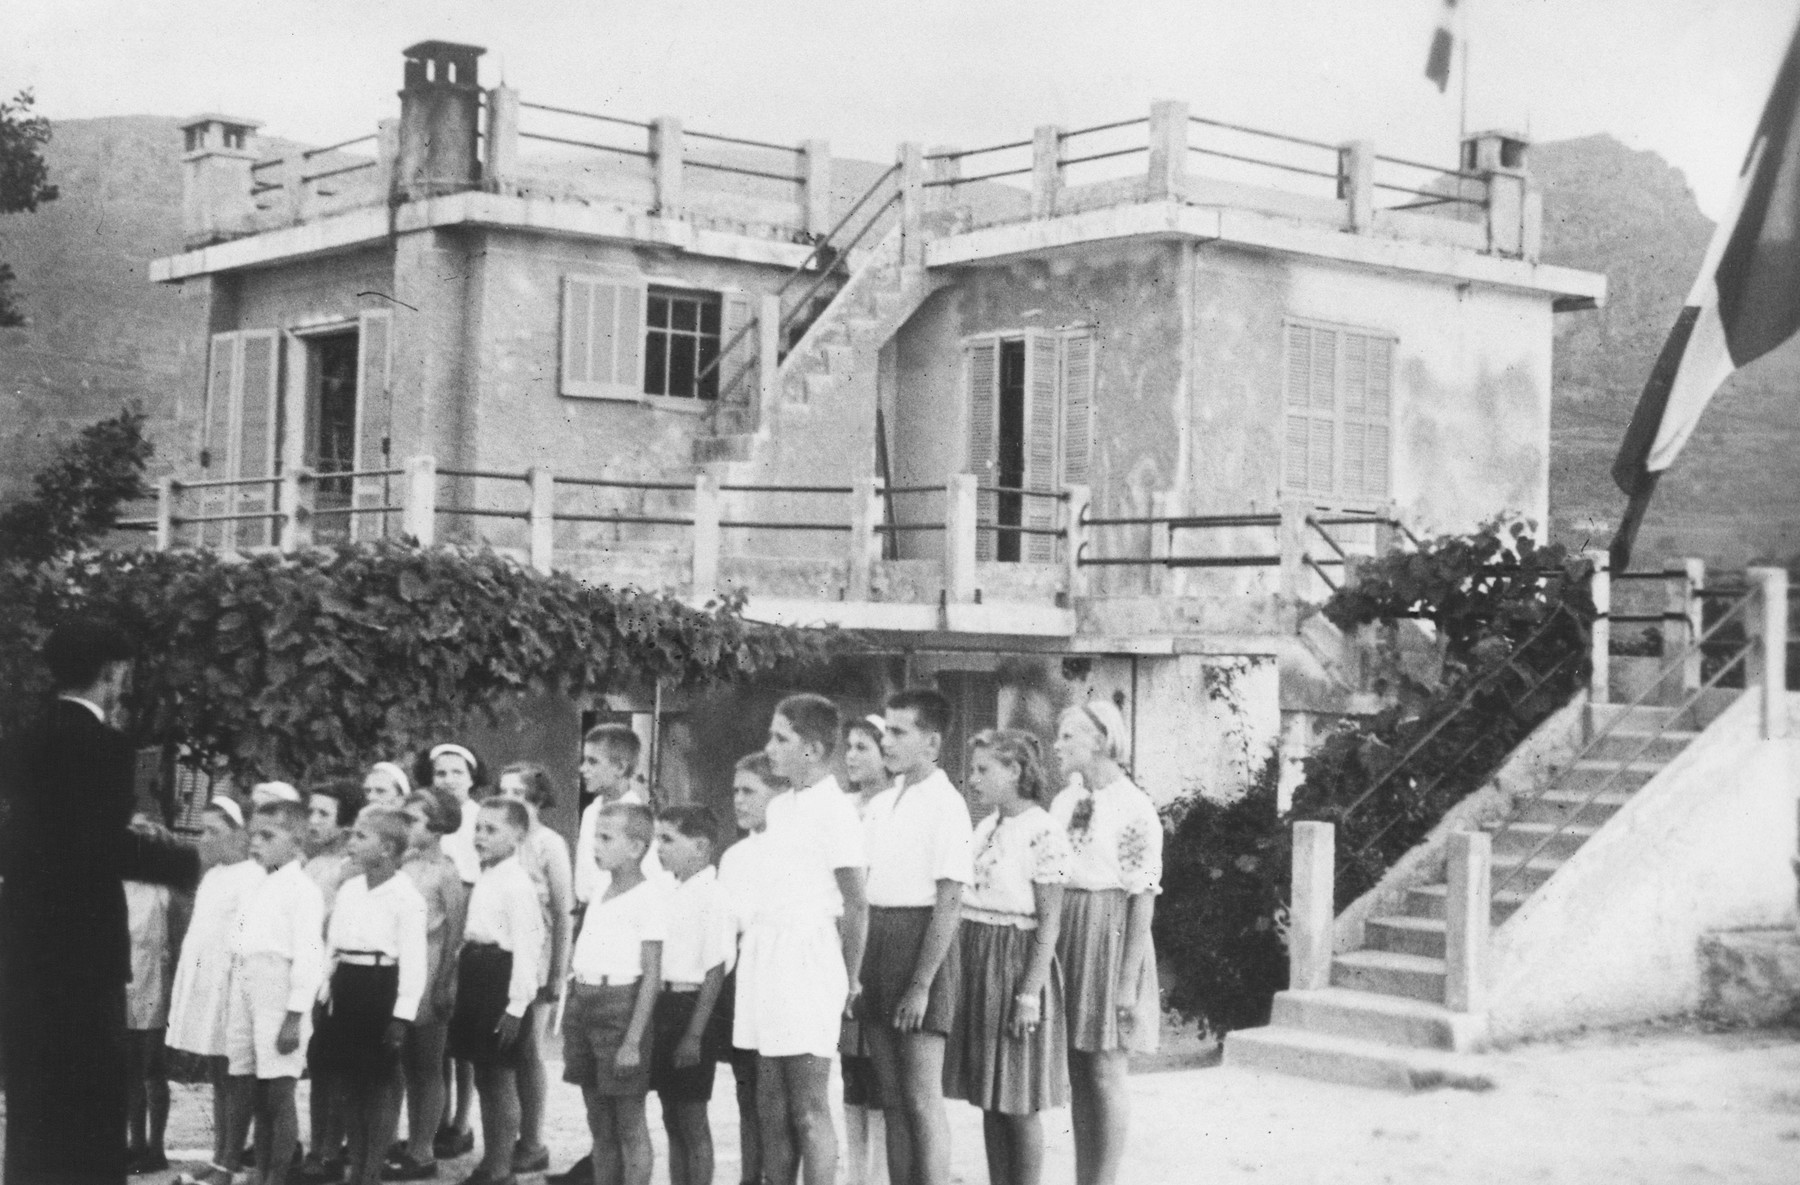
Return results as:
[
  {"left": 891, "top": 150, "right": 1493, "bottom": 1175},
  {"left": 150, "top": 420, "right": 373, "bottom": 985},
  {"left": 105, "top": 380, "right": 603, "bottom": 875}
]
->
[
  {"left": 179, "top": 114, "right": 261, "bottom": 246},
  {"left": 396, "top": 40, "right": 485, "bottom": 201}
]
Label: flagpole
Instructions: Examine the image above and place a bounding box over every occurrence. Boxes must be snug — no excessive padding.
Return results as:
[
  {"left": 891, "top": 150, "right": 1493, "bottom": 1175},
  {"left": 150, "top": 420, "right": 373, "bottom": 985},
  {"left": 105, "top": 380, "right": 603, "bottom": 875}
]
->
[{"left": 1458, "top": 22, "right": 1470, "bottom": 143}]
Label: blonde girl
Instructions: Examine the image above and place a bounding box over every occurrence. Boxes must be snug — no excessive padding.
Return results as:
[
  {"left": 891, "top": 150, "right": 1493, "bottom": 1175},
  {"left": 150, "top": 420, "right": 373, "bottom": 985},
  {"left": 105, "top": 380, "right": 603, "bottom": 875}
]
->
[
  {"left": 1048, "top": 700, "right": 1162, "bottom": 1185},
  {"left": 837, "top": 715, "right": 891, "bottom": 1185}
]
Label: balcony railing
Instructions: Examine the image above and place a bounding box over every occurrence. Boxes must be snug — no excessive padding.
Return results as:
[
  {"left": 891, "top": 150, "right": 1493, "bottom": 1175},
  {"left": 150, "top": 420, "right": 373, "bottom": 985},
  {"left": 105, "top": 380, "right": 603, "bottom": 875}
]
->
[{"left": 122, "top": 458, "right": 1415, "bottom": 615}]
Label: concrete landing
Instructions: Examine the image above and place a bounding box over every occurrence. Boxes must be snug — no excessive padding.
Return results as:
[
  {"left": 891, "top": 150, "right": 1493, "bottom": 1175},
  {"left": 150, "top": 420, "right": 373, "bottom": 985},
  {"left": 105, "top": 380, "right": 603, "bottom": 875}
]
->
[
  {"left": 1223, "top": 1024, "right": 1495, "bottom": 1092},
  {"left": 1700, "top": 926, "right": 1800, "bottom": 1027}
]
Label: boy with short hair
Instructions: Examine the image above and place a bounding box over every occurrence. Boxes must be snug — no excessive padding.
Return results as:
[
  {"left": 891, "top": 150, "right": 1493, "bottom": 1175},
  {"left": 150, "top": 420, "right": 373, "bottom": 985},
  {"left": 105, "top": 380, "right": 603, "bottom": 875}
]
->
[
  {"left": 574, "top": 724, "right": 660, "bottom": 907},
  {"left": 652, "top": 806, "right": 733, "bottom": 1185},
  {"left": 862, "top": 689, "right": 972, "bottom": 1185},
  {"left": 301, "top": 779, "right": 364, "bottom": 1183},
  {"left": 227, "top": 799, "right": 327, "bottom": 1185},
  {"left": 566, "top": 801, "right": 666, "bottom": 1185},
  {"left": 751, "top": 694, "right": 869, "bottom": 1185}
]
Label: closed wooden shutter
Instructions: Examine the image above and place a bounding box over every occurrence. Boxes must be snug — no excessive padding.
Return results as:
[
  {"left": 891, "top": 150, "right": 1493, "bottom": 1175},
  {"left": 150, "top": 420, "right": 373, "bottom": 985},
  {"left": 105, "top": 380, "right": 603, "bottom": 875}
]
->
[
  {"left": 561, "top": 274, "right": 647, "bottom": 400},
  {"left": 1061, "top": 329, "right": 1095, "bottom": 488},
  {"left": 1283, "top": 322, "right": 1337, "bottom": 499},
  {"left": 1024, "top": 330, "right": 1061, "bottom": 563},
  {"left": 1283, "top": 321, "right": 1393, "bottom": 505},
  {"left": 966, "top": 339, "right": 999, "bottom": 561},
  {"left": 232, "top": 330, "right": 281, "bottom": 549},
  {"left": 719, "top": 290, "right": 753, "bottom": 402},
  {"left": 200, "top": 333, "right": 241, "bottom": 548},
  {"left": 1342, "top": 333, "right": 1392, "bottom": 501},
  {"left": 353, "top": 309, "right": 394, "bottom": 541}
]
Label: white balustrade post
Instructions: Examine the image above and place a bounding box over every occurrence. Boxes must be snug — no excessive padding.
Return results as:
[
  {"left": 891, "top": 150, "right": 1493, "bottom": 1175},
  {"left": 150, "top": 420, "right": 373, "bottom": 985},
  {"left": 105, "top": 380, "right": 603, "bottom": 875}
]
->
[
  {"left": 926, "top": 145, "right": 960, "bottom": 217},
  {"left": 691, "top": 471, "right": 721, "bottom": 599},
  {"left": 757, "top": 293, "right": 781, "bottom": 413},
  {"left": 278, "top": 469, "right": 312, "bottom": 553},
  {"left": 1747, "top": 566, "right": 1789, "bottom": 739},
  {"left": 800, "top": 139, "right": 831, "bottom": 238},
  {"left": 484, "top": 85, "right": 520, "bottom": 193},
  {"left": 1278, "top": 500, "right": 1309, "bottom": 600},
  {"left": 1146, "top": 99, "right": 1188, "bottom": 200},
  {"left": 945, "top": 474, "right": 978, "bottom": 604},
  {"left": 1064, "top": 483, "right": 1091, "bottom": 602},
  {"left": 1679, "top": 558, "right": 1707, "bottom": 691},
  {"left": 375, "top": 118, "right": 400, "bottom": 203},
  {"left": 1289, "top": 821, "right": 1335, "bottom": 991},
  {"left": 1585, "top": 549, "right": 1611, "bottom": 704},
  {"left": 528, "top": 467, "right": 555, "bottom": 574},
  {"left": 282, "top": 153, "right": 306, "bottom": 224},
  {"left": 1444, "top": 830, "right": 1491, "bottom": 1013},
  {"left": 403, "top": 455, "right": 437, "bottom": 546},
  {"left": 651, "top": 117, "right": 684, "bottom": 219},
  {"left": 1340, "top": 140, "right": 1374, "bottom": 232},
  {"left": 897, "top": 143, "right": 926, "bottom": 267},
  {"left": 1149, "top": 490, "right": 1178, "bottom": 596},
  {"left": 848, "top": 477, "right": 880, "bottom": 602},
  {"left": 155, "top": 476, "right": 176, "bottom": 551},
  {"left": 1031, "top": 125, "right": 1063, "bottom": 219}
]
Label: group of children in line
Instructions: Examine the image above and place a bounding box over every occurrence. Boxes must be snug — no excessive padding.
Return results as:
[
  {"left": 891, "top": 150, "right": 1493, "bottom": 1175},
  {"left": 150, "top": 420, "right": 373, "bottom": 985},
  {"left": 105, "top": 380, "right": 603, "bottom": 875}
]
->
[{"left": 135, "top": 688, "right": 1161, "bottom": 1185}]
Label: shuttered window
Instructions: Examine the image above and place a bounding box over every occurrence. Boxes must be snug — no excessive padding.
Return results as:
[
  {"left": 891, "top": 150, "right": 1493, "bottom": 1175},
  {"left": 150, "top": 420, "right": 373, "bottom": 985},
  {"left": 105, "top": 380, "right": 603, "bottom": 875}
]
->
[
  {"left": 1282, "top": 320, "right": 1393, "bottom": 505},
  {"left": 200, "top": 329, "right": 281, "bottom": 550},
  {"left": 965, "top": 327, "right": 1096, "bottom": 564},
  {"left": 562, "top": 273, "right": 646, "bottom": 400},
  {"left": 352, "top": 309, "right": 394, "bottom": 541}
]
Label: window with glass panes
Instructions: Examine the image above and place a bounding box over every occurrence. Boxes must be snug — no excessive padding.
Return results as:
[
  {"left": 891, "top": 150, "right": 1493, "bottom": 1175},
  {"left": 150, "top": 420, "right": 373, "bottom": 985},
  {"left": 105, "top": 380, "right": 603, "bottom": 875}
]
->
[{"left": 643, "top": 288, "right": 722, "bottom": 401}]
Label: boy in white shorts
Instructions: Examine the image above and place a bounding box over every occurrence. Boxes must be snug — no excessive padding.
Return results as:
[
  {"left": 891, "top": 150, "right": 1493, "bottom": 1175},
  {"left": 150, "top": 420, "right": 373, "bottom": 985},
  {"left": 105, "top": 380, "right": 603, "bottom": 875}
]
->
[
  {"left": 227, "top": 799, "right": 326, "bottom": 1185},
  {"left": 750, "top": 694, "right": 869, "bottom": 1185}
]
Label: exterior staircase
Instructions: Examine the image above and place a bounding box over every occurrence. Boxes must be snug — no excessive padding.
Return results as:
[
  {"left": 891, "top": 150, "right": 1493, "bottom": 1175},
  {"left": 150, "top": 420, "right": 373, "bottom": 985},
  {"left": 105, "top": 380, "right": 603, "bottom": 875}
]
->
[
  {"left": 695, "top": 226, "right": 943, "bottom": 473},
  {"left": 1225, "top": 695, "right": 1721, "bottom": 1090}
]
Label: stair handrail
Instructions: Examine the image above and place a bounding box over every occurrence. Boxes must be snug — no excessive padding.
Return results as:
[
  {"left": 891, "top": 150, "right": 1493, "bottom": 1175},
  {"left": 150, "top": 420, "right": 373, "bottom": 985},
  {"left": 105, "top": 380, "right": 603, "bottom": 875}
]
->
[
  {"left": 697, "top": 162, "right": 903, "bottom": 401},
  {"left": 1327, "top": 597, "right": 1588, "bottom": 828},
  {"left": 1489, "top": 588, "right": 1755, "bottom": 898}
]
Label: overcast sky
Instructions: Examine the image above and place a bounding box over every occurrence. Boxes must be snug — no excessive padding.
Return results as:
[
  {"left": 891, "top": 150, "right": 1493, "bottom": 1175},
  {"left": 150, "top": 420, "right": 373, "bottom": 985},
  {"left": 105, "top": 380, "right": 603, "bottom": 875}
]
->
[{"left": 7, "top": 0, "right": 1796, "bottom": 220}]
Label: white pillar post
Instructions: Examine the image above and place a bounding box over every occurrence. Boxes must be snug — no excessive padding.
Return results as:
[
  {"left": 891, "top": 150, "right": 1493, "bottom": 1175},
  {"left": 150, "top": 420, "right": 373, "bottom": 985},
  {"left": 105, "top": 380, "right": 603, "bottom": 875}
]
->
[
  {"left": 278, "top": 469, "right": 311, "bottom": 552},
  {"left": 800, "top": 138, "right": 831, "bottom": 237},
  {"left": 1747, "top": 566, "right": 1789, "bottom": 739},
  {"left": 155, "top": 476, "right": 176, "bottom": 551},
  {"left": 1289, "top": 821, "right": 1335, "bottom": 991},
  {"left": 1279, "top": 500, "right": 1309, "bottom": 600},
  {"left": 1586, "top": 549, "right": 1611, "bottom": 705},
  {"left": 1146, "top": 100, "right": 1188, "bottom": 200},
  {"left": 1340, "top": 140, "right": 1374, "bottom": 232},
  {"left": 692, "top": 471, "right": 721, "bottom": 598},
  {"left": 757, "top": 293, "right": 781, "bottom": 413},
  {"left": 403, "top": 455, "right": 437, "bottom": 546},
  {"left": 945, "top": 473, "right": 978, "bottom": 604},
  {"left": 528, "top": 466, "right": 555, "bottom": 574},
  {"left": 1031, "top": 124, "right": 1063, "bottom": 219},
  {"left": 848, "top": 476, "right": 880, "bottom": 602},
  {"left": 897, "top": 142, "right": 926, "bottom": 267},
  {"left": 651, "top": 117, "right": 684, "bottom": 218},
  {"left": 1064, "top": 483, "right": 1091, "bottom": 603},
  {"left": 1679, "top": 558, "right": 1707, "bottom": 690},
  {"left": 1444, "top": 830, "right": 1491, "bottom": 1013},
  {"left": 484, "top": 85, "right": 520, "bottom": 194}
]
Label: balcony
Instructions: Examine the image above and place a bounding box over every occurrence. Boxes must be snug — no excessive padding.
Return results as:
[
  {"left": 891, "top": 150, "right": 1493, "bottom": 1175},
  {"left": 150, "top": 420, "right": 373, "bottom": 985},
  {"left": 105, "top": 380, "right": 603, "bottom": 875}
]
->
[{"left": 121, "top": 457, "right": 1413, "bottom": 642}]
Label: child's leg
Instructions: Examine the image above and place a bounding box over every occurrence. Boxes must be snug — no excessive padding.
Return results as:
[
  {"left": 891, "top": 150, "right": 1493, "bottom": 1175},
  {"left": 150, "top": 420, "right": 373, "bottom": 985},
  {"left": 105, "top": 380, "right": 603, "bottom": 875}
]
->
[
  {"left": 1003, "top": 1112, "right": 1043, "bottom": 1185},
  {"left": 514, "top": 1009, "right": 550, "bottom": 1165},
  {"left": 342, "top": 1080, "right": 370, "bottom": 1185},
  {"left": 252, "top": 1081, "right": 274, "bottom": 1185},
  {"left": 668, "top": 1101, "right": 712, "bottom": 1185},
  {"left": 400, "top": 1020, "right": 448, "bottom": 1165},
  {"left": 125, "top": 1029, "right": 151, "bottom": 1154},
  {"left": 210, "top": 1058, "right": 234, "bottom": 1166},
  {"left": 449, "top": 1058, "right": 475, "bottom": 1140},
  {"left": 895, "top": 1031, "right": 950, "bottom": 1185},
  {"left": 1066, "top": 1050, "right": 1129, "bottom": 1185},
  {"left": 612, "top": 1094, "right": 653, "bottom": 1185},
  {"left": 368, "top": 1067, "right": 404, "bottom": 1182},
  {"left": 223, "top": 1074, "right": 256, "bottom": 1179},
  {"left": 754, "top": 1057, "right": 795, "bottom": 1185},
  {"left": 264, "top": 1078, "right": 301, "bottom": 1185},
  {"left": 582, "top": 1087, "right": 618, "bottom": 1185},
  {"left": 779, "top": 1056, "right": 836, "bottom": 1185},
  {"left": 862, "top": 1031, "right": 912, "bottom": 1185},
  {"left": 730, "top": 1054, "right": 762, "bottom": 1185},
  {"left": 472, "top": 1063, "right": 521, "bottom": 1179},
  {"left": 980, "top": 1112, "right": 1013, "bottom": 1185},
  {"left": 147, "top": 1031, "right": 171, "bottom": 1158}
]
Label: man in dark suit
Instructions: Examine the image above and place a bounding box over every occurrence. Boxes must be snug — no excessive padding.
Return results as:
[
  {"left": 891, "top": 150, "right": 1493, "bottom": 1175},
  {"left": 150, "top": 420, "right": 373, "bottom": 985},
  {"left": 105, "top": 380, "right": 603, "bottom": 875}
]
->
[{"left": 0, "top": 620, "right": 203, "bottom": 1185}]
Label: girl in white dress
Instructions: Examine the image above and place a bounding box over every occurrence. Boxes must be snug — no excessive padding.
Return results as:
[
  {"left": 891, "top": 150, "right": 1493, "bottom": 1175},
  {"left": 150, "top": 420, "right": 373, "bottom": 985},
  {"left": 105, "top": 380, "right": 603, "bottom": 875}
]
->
[{"left": 1049, "top": 700, "right": 1163, "bottom": 1185}]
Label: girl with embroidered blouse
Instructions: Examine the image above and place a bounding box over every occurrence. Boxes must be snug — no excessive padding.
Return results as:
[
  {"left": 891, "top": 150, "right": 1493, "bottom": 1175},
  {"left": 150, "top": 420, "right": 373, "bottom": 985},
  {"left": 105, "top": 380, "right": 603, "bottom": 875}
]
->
[
  {"left": 944, "top": 730, "right": 1071, "bottom": 1185},
  {"left": 1048, "top": 700, "right": 1162, "bottom": 1185}
]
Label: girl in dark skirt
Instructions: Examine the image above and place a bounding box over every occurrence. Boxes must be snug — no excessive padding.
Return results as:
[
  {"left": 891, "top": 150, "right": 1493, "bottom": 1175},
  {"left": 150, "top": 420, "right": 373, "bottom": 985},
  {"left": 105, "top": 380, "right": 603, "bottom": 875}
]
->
[
  {"left": 946, "top": 730, "right": 1072, "bottom": 1185},
  {"left": 316, "top": 806, "right": 429, "bottom": 1185},
  {"left": 837, "top": 715, "right": 891, "bottom": 1185}
]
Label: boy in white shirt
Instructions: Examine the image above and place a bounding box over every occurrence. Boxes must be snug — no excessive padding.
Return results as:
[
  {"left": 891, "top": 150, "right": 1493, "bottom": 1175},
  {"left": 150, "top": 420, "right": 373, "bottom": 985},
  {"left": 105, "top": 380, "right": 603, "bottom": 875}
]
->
[
  {"left": 565, "top": 802, "right": 665, "bottom": 1185},
  {"left": 753, "top": 694, "right": 869, "bottom": 1185},
  {"left": 651, "top": 807, "right": 732, "bottom": 1185},
  {"left": 227, "top": 800, "right": 326, "bottom": 1185},
  {"left": 315, "top": 807, "right": 429, "bottom": 1185},
  {"left": 451, "top": 798, "right": 546, "bottom": 1185},
  {"left": 573, "top": 724, "right": 661, "bottom": 907},
  {"left": 861, "top": 690, "right": 972, "bottom": 1185}
]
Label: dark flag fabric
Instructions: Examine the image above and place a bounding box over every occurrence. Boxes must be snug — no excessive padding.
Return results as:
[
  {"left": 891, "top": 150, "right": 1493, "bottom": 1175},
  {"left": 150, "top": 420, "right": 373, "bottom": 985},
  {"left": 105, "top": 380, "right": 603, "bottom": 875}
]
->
[
  {"left": 1425, "top": 0, "right": 1457, "bottom": 92},
  {"left": 1610, "top": 21, "right": 1800, "bottom": 567}
]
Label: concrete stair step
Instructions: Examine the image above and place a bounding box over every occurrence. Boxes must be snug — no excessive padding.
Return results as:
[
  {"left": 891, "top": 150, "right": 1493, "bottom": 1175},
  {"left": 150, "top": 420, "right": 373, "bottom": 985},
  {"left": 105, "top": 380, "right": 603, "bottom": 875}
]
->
[
  {"left": 1488, "top": 819, "right": 1598, "bottom": 861},
  {"left": 1514, "top": 788, "right": 1633, "bottom": 827},
  {"left": 1404, "top": 882, "right": 1529, "bottom": 926},
  {"left": 1583, "top": 729, "right": 1697, "bottom": 762},
  {"left": 1364, "top": 915, "right": 1446, "bottom": 959},
  {"left": 1487, "top": 855, "right": 1563, "bottom": 894},
  {"left": 1557, "top": 759, "right": 1660, "bottom": 793},
  {"left": 1222, "top": 1025, "right": 1494, "bottom": 1092},
  {"left": 1330, "top": 949, "right": 1445, "bottom": 1003},
  {"left": 1269, "top": 987, "right": 1485, "bottom": 1051},
  {"left": 1585, "top": 702, "right": 1692, "bottom": 734}
]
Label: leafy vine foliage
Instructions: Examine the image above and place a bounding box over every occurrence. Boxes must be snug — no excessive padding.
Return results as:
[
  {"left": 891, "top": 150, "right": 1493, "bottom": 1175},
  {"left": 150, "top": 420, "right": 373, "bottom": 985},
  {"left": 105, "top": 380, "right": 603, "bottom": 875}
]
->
[
  {"left": 0, "top": 414, "right": 834, "bottom": 783},
  {"left": 1292, "top": 521, "right": 1595, "bottom": 908},
  {"left": 0, "top": 88, "right": 60, "bottom": 328}
]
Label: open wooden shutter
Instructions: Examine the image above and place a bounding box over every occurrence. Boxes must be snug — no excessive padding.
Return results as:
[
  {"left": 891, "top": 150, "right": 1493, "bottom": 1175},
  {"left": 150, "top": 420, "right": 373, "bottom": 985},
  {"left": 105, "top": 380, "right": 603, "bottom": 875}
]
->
[
  {"left": 1060, "top": 329, "right": 1095, "bottom": 488},
  {"left": 718, "top": 291, "right": 754, "bottom": 403},
  {"left": 231, "top": 330, "right": 281, "bottom": 549},
  {"left": 353, "top": 309, "right": 395, "bottom": 541},
  {"left": 966, "top": 339, "right": 999, "bottom": 561},
  {"left": 200, "top": 333, "right": 241, "bottom": 548},
  {"left": 561, "top": 274, "right": 646, "bottom": 400},
  {"left": 1283, "top": 322, "right": 1337, "bottom": 499},
  {"left": 1023, "top": 330, "right": 1061, "bottom": 563}
]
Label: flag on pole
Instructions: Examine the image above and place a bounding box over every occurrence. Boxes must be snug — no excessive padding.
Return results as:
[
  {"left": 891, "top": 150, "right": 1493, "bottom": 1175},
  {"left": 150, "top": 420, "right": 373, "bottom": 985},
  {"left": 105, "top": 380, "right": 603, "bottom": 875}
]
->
[
  {"left": 1425, "top": 0, "right": 1458, "bottom": 92},
  {"left": 1610, "top": 20, "right": 1800, "bottom": 568}
]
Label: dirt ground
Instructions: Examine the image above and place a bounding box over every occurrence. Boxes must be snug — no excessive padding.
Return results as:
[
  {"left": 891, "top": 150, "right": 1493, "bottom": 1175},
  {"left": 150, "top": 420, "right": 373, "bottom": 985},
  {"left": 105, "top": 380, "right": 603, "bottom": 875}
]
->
[{"left": 31, "top": 1018, "right": 1800, "bottom": 1184}]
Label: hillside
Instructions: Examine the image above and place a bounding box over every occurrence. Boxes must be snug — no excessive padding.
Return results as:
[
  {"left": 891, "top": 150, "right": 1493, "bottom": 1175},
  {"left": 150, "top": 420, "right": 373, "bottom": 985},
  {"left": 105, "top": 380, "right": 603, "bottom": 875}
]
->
[{"left": 1537, "top": 133, "right": 1800, "bottom": 568}]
